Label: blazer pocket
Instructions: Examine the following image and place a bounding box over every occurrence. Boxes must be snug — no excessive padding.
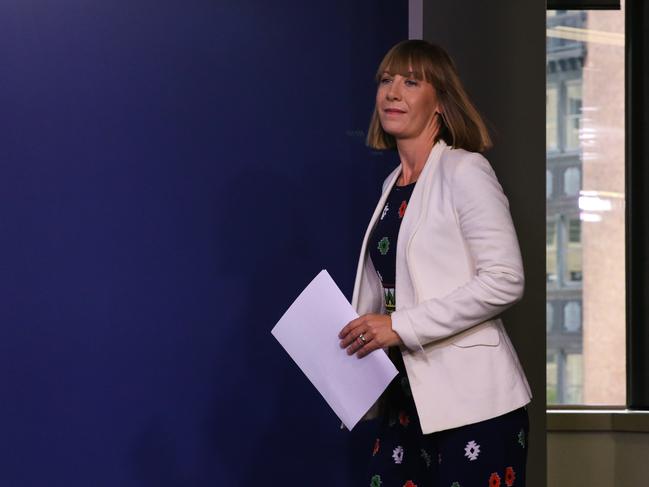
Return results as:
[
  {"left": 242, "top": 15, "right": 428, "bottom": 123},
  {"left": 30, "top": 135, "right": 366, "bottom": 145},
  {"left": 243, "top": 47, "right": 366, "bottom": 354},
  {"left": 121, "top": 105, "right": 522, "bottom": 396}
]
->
[{"left": 450, "top": 324, "right": 501, "bottom": 348}]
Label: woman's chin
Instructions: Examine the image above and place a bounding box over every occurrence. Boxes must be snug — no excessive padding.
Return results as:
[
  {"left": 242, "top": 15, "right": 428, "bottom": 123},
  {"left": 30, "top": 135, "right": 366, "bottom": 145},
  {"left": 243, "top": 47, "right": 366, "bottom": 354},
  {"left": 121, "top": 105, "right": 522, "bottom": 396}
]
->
[{"left": 381, "top": 126, "right": 406, "bottom": 139}]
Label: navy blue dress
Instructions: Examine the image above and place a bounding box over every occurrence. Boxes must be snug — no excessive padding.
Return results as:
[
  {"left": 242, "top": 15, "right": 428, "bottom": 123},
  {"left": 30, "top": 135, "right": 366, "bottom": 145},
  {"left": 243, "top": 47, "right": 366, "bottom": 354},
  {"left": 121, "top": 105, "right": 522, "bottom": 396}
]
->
[{"left": 365, "top": 179, "right": 529, "bottom": 487}]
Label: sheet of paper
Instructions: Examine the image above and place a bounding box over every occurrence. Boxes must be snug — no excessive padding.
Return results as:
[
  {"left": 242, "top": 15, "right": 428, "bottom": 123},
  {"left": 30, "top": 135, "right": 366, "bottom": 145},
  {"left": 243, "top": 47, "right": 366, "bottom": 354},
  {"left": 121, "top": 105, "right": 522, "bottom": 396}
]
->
[{"left": 271, "top": 269, "right": 398, "bottom": 430}]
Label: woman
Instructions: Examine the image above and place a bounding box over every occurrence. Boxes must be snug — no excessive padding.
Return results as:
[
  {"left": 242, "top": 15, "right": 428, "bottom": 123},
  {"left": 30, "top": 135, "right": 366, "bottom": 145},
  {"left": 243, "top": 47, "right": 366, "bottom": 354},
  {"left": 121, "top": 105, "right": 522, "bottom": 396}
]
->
[{"left": 338, "top": 40, "right": 532, "bottom": 487}]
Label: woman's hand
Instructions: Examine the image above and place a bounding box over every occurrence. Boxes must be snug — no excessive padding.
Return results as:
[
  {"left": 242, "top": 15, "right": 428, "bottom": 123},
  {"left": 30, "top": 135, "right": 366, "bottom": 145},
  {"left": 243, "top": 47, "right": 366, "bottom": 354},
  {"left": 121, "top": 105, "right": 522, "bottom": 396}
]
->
[{"left": 338, "top": 313, "right": 403, "bottom": 358}]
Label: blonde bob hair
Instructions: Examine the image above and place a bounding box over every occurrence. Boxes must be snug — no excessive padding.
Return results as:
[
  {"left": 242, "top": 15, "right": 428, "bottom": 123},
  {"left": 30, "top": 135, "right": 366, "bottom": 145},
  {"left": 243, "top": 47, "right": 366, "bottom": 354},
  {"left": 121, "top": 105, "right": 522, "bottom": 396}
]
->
[{"left": 366, "top": 40, "right": 493, "bottom": 153}]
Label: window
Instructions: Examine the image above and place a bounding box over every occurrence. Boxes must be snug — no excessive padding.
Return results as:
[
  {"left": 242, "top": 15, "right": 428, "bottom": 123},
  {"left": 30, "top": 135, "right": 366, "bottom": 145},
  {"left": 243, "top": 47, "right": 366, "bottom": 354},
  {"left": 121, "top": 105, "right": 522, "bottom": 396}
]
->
[
  {"left": 547, "top": 85, "right": 559, "bottom": 151},
  {"left": 546, "top": 8, "right": 625, "bottom": 406},
  {"left": 564, "top": 301, "right": 581, "bottom": 332},
  {"left": 546, "top": 219, "right": 558, "bottom": 284},
  {"left": 564, "top": 80, "right": 582, "bottom": 151},
  {"left": 565, "top": 352, "right": 584, "bottom": 403},
  {"left": 547, "top": 351, "right": 559, "bottom": 404},
  {"left": 566, "top": 217, "right": 582, "bottom": 282},
  {"left": 563, "top": 167, "right": 580, "bottom": 196}
]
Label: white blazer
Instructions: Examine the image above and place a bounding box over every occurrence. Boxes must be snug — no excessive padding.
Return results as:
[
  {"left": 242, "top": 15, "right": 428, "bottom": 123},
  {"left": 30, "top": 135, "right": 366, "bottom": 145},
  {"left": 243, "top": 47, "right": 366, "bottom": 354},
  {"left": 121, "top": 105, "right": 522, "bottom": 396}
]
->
[{"left": 352, "top": 139, "right": 532, "bottom": 434}]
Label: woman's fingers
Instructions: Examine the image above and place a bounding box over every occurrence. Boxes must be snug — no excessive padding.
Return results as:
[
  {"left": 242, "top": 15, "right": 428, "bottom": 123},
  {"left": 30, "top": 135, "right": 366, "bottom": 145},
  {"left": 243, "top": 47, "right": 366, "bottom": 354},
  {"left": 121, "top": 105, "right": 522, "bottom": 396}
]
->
[
  {"left": 338, "top": 313, "right": 398, "bottom": 357},
  {"left": 345, "top": 335, "right": 362, "bottom": 355},
  {"left": 339, "top": 317, "right": 368, "bottom": 348},
  {"left": 344, "top": 330, "right": 374, "bottom": 355},
  {"left": 338, "top": 315, "right": 364, "bottom": 340},
  {"left": 342, "top": 328, "right": 369, "bottom": 352},
  {"left": 356, "top": 339, "right": 380, "bottom": 358}
]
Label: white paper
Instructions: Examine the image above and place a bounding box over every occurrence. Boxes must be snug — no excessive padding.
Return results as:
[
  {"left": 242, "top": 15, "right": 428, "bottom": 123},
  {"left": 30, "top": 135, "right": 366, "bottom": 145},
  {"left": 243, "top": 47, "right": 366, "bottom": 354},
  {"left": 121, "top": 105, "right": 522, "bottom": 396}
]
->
[{"left": 271, "top": 269, "right": 398, "bottom": 430}]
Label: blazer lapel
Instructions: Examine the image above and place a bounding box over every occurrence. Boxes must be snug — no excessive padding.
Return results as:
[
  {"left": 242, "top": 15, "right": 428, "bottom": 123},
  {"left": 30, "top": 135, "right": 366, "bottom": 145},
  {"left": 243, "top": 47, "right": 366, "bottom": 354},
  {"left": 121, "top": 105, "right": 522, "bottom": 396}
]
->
[
  {"left": 400, "top": 139, "right": 448, "bottom": 243},
  {"left": 396, "top": 140, "right": 448, "bottom": 304},
  {"left": 351, "top": 140, "right": 448, "bottom": 311}
]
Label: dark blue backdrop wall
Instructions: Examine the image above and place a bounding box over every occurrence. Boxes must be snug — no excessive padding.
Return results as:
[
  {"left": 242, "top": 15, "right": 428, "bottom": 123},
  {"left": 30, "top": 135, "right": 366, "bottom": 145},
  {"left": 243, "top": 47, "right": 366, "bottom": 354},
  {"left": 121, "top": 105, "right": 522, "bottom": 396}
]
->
[{"left": 0, "top": 1, "right": 406, "bottom": 485}]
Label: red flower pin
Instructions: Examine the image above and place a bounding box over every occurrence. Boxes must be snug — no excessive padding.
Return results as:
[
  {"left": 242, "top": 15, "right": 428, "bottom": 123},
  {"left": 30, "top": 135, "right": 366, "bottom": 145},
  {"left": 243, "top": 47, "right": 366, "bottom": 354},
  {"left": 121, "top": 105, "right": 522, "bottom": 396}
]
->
[
  {"left": 372, "top": 438, "right": 380, "bottom": 456},
  {"left": 399, "top": 411, "right": 410, "bottom": 427},
  {"left": 398, "top": 201, "right": 407, "bottom": 218},
  {"left": 489, "top": 472, "right": 501, "bottom": 487},
  {"left": 505, "top": 466, "right": 516, "bottom": 486}
]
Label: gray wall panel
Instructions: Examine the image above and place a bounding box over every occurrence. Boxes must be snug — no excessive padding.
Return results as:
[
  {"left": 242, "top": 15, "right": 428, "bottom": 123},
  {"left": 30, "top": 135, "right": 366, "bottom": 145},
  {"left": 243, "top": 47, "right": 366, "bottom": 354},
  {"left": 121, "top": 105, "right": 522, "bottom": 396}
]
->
[{"left": 415, "top": 2, "right": 547, "bottom": 485}]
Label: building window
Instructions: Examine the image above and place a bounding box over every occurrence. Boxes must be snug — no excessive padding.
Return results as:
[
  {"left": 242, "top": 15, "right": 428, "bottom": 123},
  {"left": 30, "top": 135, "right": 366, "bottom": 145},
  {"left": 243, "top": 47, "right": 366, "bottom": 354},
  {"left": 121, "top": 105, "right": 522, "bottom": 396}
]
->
[
  {"left": 547, "top": 351, "right": 559, "bottom": 403},
  {"left": 564, "top": 301, "right": 582, "bottom": 332},
  {"left": 564, "top": 167, "right": 581, "bottom": 196},
  {"left": 565, "top": 80, "right": 582, "bottom": 151},
  {"left": 547, "top": 219, "right": 558, "bottom": 284},
  {"left": 565, "top": 352, "right": 584, "bottom": 403},
  {"left": 566, "top": 217, "right": 582, "bottom": 282},
  {"left": 547, "top": 85, "right": 559, "bottom": 151}
]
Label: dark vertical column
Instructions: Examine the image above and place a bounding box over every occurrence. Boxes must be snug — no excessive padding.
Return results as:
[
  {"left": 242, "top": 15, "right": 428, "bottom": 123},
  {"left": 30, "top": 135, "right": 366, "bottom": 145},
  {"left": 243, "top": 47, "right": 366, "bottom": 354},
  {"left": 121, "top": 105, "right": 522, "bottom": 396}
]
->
[
  {"left": 418, "top": 2, "right": 547, "bottom": 486},
  {"left": 627, "top": 0, "right": 649, "bottom": 409}
]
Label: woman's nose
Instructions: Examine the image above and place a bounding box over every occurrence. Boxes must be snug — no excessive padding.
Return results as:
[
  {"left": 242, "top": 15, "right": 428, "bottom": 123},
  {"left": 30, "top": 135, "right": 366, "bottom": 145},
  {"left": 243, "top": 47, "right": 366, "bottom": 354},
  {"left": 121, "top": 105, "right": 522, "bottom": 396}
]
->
[{"left": 386, "top": 81, "right": 401, "bottom": 100}]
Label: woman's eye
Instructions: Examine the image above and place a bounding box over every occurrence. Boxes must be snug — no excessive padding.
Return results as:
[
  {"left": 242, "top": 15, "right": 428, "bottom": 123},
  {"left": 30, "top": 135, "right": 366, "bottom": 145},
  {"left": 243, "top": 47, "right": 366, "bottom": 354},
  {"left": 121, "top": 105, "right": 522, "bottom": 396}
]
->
[
  {"left": 380, "top": 77, "right": 392, "bottom": 84},
  {"left": 405, "top": 79, "right": 418, "bottom": 86}
]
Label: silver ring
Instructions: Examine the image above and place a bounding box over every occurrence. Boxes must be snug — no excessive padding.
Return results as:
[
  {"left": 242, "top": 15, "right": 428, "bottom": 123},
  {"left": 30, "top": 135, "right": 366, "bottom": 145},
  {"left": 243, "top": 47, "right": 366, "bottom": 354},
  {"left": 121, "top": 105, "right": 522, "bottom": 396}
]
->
[{"left": 358, "top": 333, "right": 367, "bottom": 345}]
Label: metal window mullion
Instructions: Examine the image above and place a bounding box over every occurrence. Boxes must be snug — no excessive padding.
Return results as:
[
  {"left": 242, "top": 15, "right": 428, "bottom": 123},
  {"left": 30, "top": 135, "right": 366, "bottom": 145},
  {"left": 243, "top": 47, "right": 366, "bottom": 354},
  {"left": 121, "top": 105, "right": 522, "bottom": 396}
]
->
[{"left": 626, "top": 0, "right": 649, "bottom": 410}]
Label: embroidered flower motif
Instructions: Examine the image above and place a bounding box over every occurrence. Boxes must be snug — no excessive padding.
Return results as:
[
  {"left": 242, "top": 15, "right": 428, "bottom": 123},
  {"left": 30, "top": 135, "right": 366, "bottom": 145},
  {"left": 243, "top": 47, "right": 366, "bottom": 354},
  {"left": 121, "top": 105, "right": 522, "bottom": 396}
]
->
[
  {"left": 489, "top": 472, "right": 501, "bottom": 487},
  {"left": 399, "top": 411, "right": 410, "bottom": 427},
  {"left": 377, "top": 237, "right": 390, "bottom": 255},
  {"left": 392, "top": 445, "right": 404, "bottom": 464},
  {"left": 381, "top": 203, "right": 389, "bottom": 220},
  {"left": 464, "top": 440, "right": 480, "bottom": 461},
  {"left": 370, "top": 474, "right": 383, "bottom": 487},
  {"left": 451, "top": 482, "right": 461, "bottom": 487},
  {"left": 505, "top": 466, "right": 516, "bottom": 486},
  {"left": 398, "top": 200, "right": 407, "bottom": 218},
  {"left": 517, "top": 428, "right": 526, "bottom": 448},
  {"left": 403, "top": 481, "right": 417, "bottom": 487},
  {"left": 420, "top": 449, "right": 431, "bottom": 468},
  {"left": 372, "top": 438, "right": 380, "bottom": 456}
]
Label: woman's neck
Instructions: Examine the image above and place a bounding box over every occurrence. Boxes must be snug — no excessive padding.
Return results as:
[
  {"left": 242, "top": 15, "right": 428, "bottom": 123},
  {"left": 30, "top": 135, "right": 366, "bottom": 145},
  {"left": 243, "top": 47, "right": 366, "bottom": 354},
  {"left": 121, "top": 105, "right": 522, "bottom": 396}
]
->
[{"left": 395, "top": 133, "right": 439, "bottom": 185}]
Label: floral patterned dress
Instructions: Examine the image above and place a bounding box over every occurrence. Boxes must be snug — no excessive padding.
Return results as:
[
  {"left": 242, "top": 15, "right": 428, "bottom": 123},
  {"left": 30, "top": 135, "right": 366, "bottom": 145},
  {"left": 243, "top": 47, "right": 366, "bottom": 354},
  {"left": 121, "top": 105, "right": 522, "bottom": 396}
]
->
[{"left": 365, "top": 179, "right": 529, "bottom": 487}]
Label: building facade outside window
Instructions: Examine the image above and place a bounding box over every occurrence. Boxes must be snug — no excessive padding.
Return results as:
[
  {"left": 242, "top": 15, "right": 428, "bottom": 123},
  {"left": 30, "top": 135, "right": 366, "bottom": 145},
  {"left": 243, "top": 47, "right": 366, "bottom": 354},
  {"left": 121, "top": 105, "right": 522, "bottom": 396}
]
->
[{"left": 546, "top": 6, "right": 625, "bottom": 405}]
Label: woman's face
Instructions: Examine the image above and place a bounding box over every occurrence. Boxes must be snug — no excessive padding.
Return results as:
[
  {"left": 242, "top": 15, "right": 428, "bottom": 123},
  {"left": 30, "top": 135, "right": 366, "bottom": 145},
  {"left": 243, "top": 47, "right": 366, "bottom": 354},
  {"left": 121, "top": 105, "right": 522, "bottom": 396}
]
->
[{"left": 375, "top": 68, "right": 441, "bottom": 142}]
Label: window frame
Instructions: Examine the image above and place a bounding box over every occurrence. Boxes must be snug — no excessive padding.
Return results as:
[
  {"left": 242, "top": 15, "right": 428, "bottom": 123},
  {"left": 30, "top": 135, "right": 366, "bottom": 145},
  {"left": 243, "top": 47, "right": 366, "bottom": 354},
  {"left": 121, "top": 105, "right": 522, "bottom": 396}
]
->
[
  {"left": 626, "top": 0, "right": 649, "bottom": 410},
  {"left": 547, "top": 1, "right": 620, "bottom": 9},
  {"left": 547, "top": 0, "right": 649, "bottom": 412}
]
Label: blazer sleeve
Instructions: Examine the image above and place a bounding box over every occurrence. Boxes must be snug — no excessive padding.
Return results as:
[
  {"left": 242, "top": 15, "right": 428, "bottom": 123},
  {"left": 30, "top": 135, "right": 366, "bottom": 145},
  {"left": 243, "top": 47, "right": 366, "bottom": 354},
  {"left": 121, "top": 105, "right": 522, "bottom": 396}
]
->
[{"left": 390, "top": 153, "right": 525, "bottom": 351}]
